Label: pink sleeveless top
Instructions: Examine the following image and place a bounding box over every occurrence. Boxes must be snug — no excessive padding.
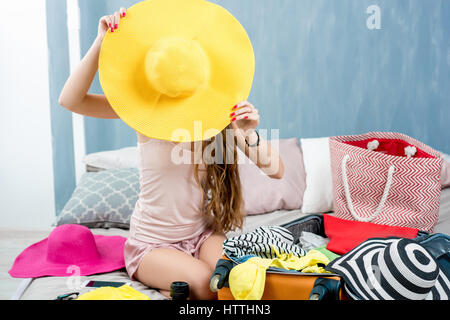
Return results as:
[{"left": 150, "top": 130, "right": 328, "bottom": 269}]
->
[{"left": 129, "top": 137, "right": 209, "bottom": 244}]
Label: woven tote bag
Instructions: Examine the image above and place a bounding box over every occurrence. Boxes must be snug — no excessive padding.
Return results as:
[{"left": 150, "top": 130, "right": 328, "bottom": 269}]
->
[{"left": 329, "top": 132, "right": 443, "bottom": 232}]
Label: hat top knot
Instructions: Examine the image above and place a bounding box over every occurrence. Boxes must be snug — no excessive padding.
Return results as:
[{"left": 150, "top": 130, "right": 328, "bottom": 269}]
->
[{"left": 145, "top": 37, "right": 210, "bottom": 98}]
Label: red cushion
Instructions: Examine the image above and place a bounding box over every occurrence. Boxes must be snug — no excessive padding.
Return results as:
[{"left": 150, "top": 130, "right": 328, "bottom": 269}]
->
[{"left": 324, "top": 214, "right": 419, "bottom": 255}]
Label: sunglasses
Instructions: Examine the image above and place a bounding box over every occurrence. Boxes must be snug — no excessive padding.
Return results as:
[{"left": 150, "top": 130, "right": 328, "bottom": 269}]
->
[{"left": 55, "top": 292, "right": 79, "bottom": 300}]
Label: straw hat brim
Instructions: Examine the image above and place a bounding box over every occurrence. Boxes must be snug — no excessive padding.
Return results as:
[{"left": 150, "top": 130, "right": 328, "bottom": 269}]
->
[{"left": 99, "top": 0, "right": 255, "bottom": 142}]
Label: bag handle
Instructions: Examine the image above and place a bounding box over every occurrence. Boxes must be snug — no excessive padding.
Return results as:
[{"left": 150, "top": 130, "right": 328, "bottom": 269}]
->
[{"left": 341, "top": 154, "right": 395, "bottom": 222}]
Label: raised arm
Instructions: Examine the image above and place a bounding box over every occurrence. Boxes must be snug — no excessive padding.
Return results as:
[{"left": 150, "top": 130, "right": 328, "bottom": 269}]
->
[
  {"left": 58, "top": 8, "right": 127, "bottom": 119},
  {"left": 231, "top": 101, "right": 285, "bottom": 179}
]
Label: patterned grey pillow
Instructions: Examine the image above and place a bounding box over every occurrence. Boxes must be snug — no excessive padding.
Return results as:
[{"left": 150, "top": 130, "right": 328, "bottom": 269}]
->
[{"left": 55, "top": 168, "right": 139, "bottom": 229}]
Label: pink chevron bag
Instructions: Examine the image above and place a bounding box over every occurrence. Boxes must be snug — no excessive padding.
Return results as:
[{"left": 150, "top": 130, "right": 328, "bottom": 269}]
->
[{"left": 329, "top": 132, "right": 443, "bottom": 232}]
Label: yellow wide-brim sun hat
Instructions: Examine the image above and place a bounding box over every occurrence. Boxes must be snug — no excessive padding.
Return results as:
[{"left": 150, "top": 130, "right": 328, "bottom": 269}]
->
[{"left": 99, "top": 0, "right": 255, "bottom": 142}]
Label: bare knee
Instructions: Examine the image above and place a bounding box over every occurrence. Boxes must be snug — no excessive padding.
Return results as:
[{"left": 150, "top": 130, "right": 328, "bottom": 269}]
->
[{"left": 188, "top": 269, "right": 216, "bottom": 300}]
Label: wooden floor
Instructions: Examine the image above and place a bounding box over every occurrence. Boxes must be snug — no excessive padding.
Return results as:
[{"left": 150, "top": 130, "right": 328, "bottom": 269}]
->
[{"left": 0, "top": 228, "right": 51, "bottom": 300}]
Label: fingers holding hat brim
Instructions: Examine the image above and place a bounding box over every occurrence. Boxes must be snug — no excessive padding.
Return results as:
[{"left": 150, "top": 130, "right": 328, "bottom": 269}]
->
[
  {"left": 105, "top": 0, "right": 212, "bottom": 45},
  {"left": 100, "top": 0, "right": 213, "bottom": 68},
  {"left": 99, "top": 15, "right": 113, "bottom": 32},
  {"left": 112, "top": 11, "right": 121, "bottom": 30},
  {"left": 120, "top": 7, "right": 127, "bottom": 18},
  {"left": 99, "top": 0, "right": 255, "bottom": 142}
]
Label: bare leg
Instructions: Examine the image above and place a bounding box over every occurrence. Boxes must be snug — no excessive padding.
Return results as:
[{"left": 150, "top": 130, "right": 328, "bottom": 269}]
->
[
  {"left": 134, "top": 248, "right": 216, "bottom": 300},
  {"left": 159, "top": 290, "right": 171, "bottom": 299},
  {"left": 198, "top": 232, "right": 227, "bottom": 271}
]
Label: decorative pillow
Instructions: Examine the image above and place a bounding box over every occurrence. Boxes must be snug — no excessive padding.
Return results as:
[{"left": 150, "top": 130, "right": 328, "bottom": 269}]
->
[
  {"left": 441, "top": 153, "right": 450, "bottom": 189},
  {"left": 238, "top": 138, "right": 306, "bottom": 215},
  {"left": 83, "top": 147, "right": 138, "bottom": 170},
  {"left": 55, "top": 168, "right": 139, "bottom": 229},
  {"left": 300, "top": 137, "right": 334, "bottom": 213}
]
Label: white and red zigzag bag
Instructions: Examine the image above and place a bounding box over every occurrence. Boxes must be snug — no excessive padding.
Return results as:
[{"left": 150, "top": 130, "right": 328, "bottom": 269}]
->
[{"left": 329, "top": 132, "right": 443, "bottom": 232}]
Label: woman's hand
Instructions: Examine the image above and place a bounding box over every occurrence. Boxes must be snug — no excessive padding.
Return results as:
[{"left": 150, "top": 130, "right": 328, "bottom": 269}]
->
[
  {"left": 230, "top": 101, "right": 260, "bottom": 135},
  {"left": 97, "top": 7, "right": 127, "bottom": 40},
  {"left": 231, "top": 101, "right": 284, "bottom": 179}
]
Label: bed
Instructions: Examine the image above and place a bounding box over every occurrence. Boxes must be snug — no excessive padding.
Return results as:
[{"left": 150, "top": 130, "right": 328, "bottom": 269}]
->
[
  {"left": 11, "top": 208, "right": 308, "bottom": 300},
  {"left": 7, "top": 143, "right": 450, "bottom": 300},
  {"left": 9, "top": 187, "right": 450, "bottom": 300}
]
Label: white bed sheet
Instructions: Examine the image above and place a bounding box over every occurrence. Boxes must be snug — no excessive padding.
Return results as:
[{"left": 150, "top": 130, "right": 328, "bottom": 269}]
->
[
  {"left": 14, "top": 189, "right": 450, "bottom": 300},
  {"left": 15, "top": 209, "right": 309, "bottom": 300}
]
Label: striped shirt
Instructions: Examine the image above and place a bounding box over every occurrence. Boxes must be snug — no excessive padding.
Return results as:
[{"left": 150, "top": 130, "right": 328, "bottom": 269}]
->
[{"left": 223, "top": 226, "right": 306, "bottom": 261}]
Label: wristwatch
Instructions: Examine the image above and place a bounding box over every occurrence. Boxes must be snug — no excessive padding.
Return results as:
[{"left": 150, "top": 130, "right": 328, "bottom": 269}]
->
[{"left": 245, "top": 129, "right": 260, "bottom": 147}]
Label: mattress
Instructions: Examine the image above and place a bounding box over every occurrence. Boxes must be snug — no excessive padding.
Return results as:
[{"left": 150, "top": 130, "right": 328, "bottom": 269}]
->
[
  {"left": 12, "top": 189, "right": 450, "bottom": 300},
  {"left": 13, "top": 208, "right": 309, "bottom": 300}
]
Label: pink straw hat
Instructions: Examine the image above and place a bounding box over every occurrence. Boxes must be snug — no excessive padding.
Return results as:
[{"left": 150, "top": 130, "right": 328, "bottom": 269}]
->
[{"left": 9, "top": 224, "right": 127, "bottom": 278}]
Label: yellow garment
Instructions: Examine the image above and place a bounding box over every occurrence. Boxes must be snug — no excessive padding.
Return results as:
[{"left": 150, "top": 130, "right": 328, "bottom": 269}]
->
[
  {"left": 77, "top": 285, "right": 150, "bottom": 300},
  {"left": 295, "top": 250, "right": 332, "bottom": 272},
  {"left": 267, "top": 247, "right": 332, "bottom": 273},
  {"left": 229, "top": 257, "right": 273, "bottom": 300},
  {"left": 229, "top": 248, "right": 332, "bottom": 300},
  {"left": 99, "top": 0, "right": 255, "bottom": 142},
  {"left": 301, "top": 266, "right": 328, "bottom": 273}
]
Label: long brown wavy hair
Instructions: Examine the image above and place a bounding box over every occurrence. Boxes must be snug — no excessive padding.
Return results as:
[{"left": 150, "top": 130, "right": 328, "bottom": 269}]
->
[{"left": 193, "top": 125, "right": 245, "bottom": 234}]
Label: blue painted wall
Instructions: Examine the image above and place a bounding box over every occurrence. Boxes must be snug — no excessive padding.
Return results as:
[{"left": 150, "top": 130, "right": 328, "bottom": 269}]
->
[
  {"left": 46, "top": 0, "right": 76, "bottom": 215},
  {"left": 78, "top": 0, "right": 138, "bottom": 155},
  {"left": 78, "top": 0, "right": 450, "bottom": 153}
]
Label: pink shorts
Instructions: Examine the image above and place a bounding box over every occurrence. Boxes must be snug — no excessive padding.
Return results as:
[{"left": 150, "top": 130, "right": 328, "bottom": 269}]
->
[{"left": 124, "top": 229, "right": 214, "bottom": 280}]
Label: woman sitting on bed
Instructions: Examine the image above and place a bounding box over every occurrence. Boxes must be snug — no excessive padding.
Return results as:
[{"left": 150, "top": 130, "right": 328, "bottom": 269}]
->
[{"left": 58, "top": 7, "right": 284, "bottom": 300}]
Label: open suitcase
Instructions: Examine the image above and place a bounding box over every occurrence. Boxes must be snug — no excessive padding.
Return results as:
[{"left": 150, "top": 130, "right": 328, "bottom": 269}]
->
[
  {"left": 211, "top": 214, "right": 347, "bottom": 300},
  {"left": 211, "top": 213, "right": 432, "bottom": 300}
]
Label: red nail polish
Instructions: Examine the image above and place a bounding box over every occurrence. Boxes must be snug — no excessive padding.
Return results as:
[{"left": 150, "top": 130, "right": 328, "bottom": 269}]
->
[
  {"left": 123, "top": 12, "right": 126, "bottom": 17},
  {"left": 232, "top": 117, "right": 236, "bottom": 122},
  {"left": 233, "top": 105, "right": 237, "bottom": 109},
  {"left": 230, "top": 112, "right": 235, "bottom": 117},
  {"left": 108, "top": 23, "right": 111, "bottom": 28},
  {"left": 245, "top": 116, "right": 248, "bottom": 119},
  {"left": 114, "top": 24, "right": 118, "bottom": 29},
  {"left": 111, "top": 27, "right": 114, "bottom": 32}
]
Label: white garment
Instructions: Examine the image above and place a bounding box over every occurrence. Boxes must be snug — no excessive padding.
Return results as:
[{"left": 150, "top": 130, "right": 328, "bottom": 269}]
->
[{"left": 299, "top": 231, "right": 329, "bottom": 251}]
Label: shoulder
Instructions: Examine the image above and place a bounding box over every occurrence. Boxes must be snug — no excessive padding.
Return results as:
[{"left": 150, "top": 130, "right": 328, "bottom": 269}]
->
[
  {"left": 136, "top": 132, "right": 178, "bottom": 149},
  {"left": 136, "top": 131, "right": 151, "bottom": 144}
]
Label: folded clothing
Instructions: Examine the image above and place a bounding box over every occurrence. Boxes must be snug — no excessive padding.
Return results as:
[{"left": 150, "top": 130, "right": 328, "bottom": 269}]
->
[
  {"left": 299, "top": 231, "right": 329, "bottom": 251},
  {"left": 324, "top": 215, "right": 419, "bottom": 255}
]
